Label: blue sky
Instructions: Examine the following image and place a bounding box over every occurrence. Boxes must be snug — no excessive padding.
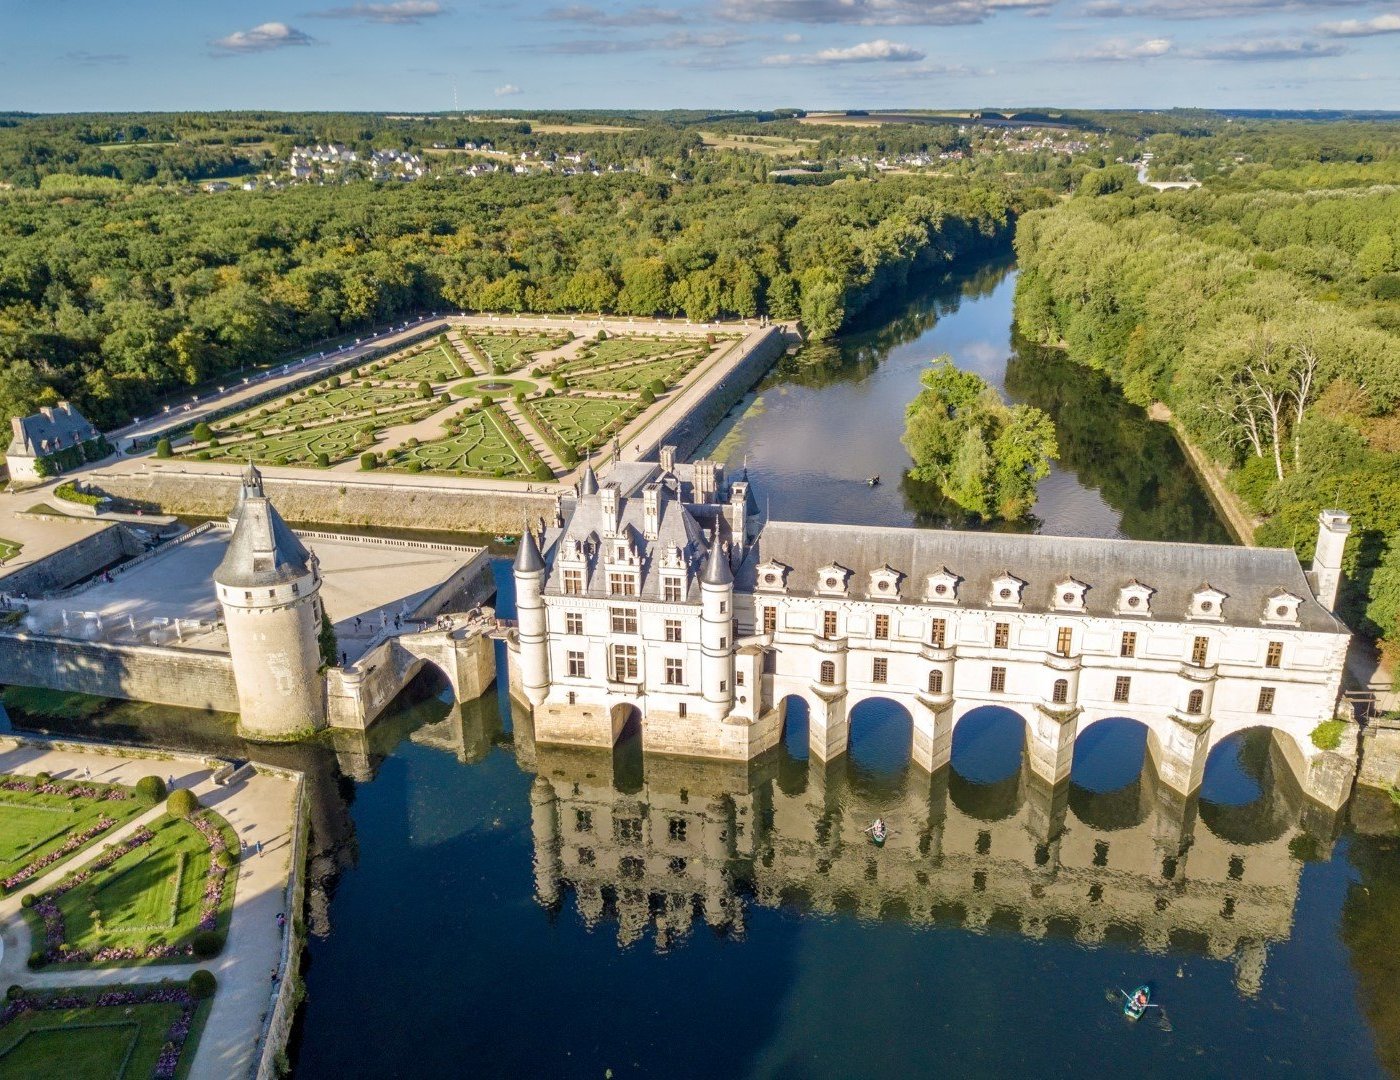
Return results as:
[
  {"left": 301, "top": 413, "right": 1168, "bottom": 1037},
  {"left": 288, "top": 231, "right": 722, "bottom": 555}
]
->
[{"left": 3, "top": 0, "right": 1398, "bottom": 112}]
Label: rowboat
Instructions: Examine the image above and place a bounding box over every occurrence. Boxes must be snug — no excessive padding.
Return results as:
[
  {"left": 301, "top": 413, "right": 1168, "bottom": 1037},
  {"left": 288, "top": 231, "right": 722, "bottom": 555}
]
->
[{"left": 1123, "top": 986, "right": 1151, "bottom": 1021}]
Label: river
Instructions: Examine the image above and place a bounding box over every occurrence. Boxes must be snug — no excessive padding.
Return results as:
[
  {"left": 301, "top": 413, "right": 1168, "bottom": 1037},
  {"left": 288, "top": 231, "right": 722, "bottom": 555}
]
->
[{"left": 7, "top": 258, "right": 1399, "bottom": 1078}]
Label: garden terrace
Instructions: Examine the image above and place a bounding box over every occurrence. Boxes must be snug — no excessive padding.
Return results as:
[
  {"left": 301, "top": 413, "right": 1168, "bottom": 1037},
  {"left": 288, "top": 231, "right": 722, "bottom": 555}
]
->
[
  {"left": 199, "top": 405, "right": 440, "bottom": 467},
  {"left": 224, "top": 385, "right": 426, "bottom": 431},
  {"left": 568, "top": 355, "right": 697, "bottom": 393},
  {"left": 388, "top": 407, "right": 538, "bottom": 478},
  {"left": 0, "top": 981, "right": 211, "bottom": 1080},
  {"left": 468, "top": 333, "right": 571, "bottom": 373},
  {"left": 23, "top": 809, "right": 239, "bottom": 969},
  {"left": 0, "top": 774, "right": 145, "bottom": 894},
  {"left": 372, "top": 342, "right": 466, "bottom": 383},
  {"left": 564, "top": 334, "right": 715, "bottom": 370},
  {"left": 527, "top": 395, "right": 638, "bottom": 455}
]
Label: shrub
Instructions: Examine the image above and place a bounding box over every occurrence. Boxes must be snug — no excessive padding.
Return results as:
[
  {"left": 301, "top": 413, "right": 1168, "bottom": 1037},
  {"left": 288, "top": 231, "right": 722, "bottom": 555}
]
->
[
  {"left": 192, "top": 931, "right": 224, "bottom": 959},
  {"left": 26, "top": 954, "right": 42, "bottom": 971},
  {"left": 544, "top": 388, "right": 555, "bottom": 398},
  {"left": 167, "top": 788, "right": 199, "bottom": 818},
  {"left": 34, "top": 772, "right": 51, "bottom": 785},
  {"left": 532, "top": 462, "right": 554, "bottom": 482},
  {"left": 19, "top": 894, "right": 35, "bottom": 909},
  {"left": 189, "top": 969, "right": 218, "bottom": 1000},
  {"left": 479, "top": 395, "right": 494, "bottom": 408},
  {"left": 196, "top": 451, "right": 211, "bottom": 461},
  {"left": 639, "top": 388, "right": 655, "bottom": 405},
  {"left": 440, "top": 391, "right": 452, "bottom": 403},
  {"left": 1311, "top": 720, "right": 1347, "bottom": 751},
  {"left": 192, "top": 422, "right": 212, "bottom": 442},
  {"left": 514, "top": 391, "right": 525, "bottom": 403},
  {"left": 315, "top": 452, "right": 331, "bottom": 469},
  {"left": 215, "top": 848, "right": 238, "bottom": 870},
  {"left": 135, "top": 775, "right": 167, "bottom": 805},
  {"left": 406, "top": 461, "right": 422, "bottom": 473},
  {"left": 360, "top": 452, "right": 378, "bottom": 471},
  {"left": 417, "top": 380, "right": 432, "bottom": 399},
  {"left": 329, "top": 375, "right": 342, "bottom": 388},
  {"left": 6, "top": 985, "right": 22, "bottom": 1000},
  {"left": 155, "top": 438, "right": 172, "bottom": 458},
  {"left": 596, "top": 329, "right": 608, "bottom": 341},
  {"left": 207, "top": 438, "right": 220, "bottom": 449},
  {"left": 648, "top": 379, "right": 666, "bottom": 395},
  {"left": 407, "top": 437, "right": 420, "bottom": 448}
]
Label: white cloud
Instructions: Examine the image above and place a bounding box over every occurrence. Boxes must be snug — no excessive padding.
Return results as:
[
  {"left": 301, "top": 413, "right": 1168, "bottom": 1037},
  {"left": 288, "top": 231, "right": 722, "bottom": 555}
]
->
[
  {"left": 722, "top": 0, "right": 1051, "bottom": 26},
  {"left": 308, "top": 1, "right": 447, "bottom": 22},
  {"left": 1182, "top": 38, "right": 1347, "bottom": 59},
  {"left": 211, "top": 22, "right": 315, "bottom": 53},
  {"left": 782, "top": 31, "right": 804, "bottom": 41},
  {"left": 545, "top": 4, "right": 687, "bottom": 25},
  {"left": 1085, "top": 0, "right": 1361, "bottom": 17},
  {"left": 494, "top": 83, "right": 522, "bottom": 96},
  {"left": 1317, "top": 13, "right": 1400, "bottom": 36},
  {"left": 764, "top": 37, "right": 927, "bottom": 63},
  {"left": 1074, "top": 35, "right": 1172, "bottom": 59}
]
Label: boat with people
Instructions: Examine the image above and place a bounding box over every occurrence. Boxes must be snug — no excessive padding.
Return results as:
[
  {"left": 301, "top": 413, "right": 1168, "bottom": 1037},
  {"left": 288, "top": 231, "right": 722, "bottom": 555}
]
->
[
  {"left": 1122, "top": 986, "right": 1151, "bottom": 1021},
  {"left": 866, "top": 475, "right": 880, "bottom": 487},
  {"left": 866, "top": 818, "right": 887, "bottom": 847}
]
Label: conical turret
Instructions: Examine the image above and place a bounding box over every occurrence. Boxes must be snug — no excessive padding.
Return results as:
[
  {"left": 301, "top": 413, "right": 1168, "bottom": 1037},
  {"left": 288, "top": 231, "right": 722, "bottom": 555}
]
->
[
  {"left": 515, "top": 525, "right": 544, "bottom": 573},
  {"left": 701, "top": 535, "right": 733, "bottom": 586},
  {"left": 579, "top": 461, "right": 599, "bottom": 497}
]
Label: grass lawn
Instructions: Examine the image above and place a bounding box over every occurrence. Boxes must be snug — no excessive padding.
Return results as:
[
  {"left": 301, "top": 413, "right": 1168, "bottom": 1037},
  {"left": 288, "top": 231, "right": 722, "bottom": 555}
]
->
[
  {"left": 568, "top": 356, "right": 693, "bottom": 392},
  {"left": 470, "top": 333, "right": 570, "bottom": 372},
  {"left": 452, "top": 377, "right": 538, "bottom": 398},
  {"left": 0, "top": 537, "right": 21, "bottom": 563},
  {"left": 373, "top": 343, "right": 463, "bottom": 382},
  {"left": 392, "top": 409, "right": 533, "bottom": 477},
  {"left": 0, "top": 775, "right": 145, "bottom": 893},
  {"left": 27, "top": 810, "right": 239, "bottom": 968},
  {"left": 569, "top": 336, "right": 708, "bottom": 369},
  {"left": 528, "top": 395, "right": 634, "bottom": 450},
  {"left": 0, "top": 983, "right": 210, "bottom": 1080},
  {"left": 224, "top": 385, "right": 422, "bottom": 432},
  {"left": 198, "top": 404, "right": 439, "bottom": 466}
]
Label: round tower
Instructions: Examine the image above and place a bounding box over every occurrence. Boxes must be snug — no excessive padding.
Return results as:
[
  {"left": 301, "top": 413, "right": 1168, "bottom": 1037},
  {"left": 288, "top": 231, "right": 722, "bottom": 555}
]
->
[
  {"left": 700, "top": 536, "right": 734, "bottom": 716},
  {"left": 514, "top": 525, "right": 549, "bottom": 706},
  {"left": 214, "top": 464, "right": 327, "bottom": 740}
]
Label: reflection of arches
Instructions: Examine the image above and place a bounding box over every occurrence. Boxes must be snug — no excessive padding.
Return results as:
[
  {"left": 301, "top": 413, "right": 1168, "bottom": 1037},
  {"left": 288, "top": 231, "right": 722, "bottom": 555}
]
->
[
  {"left": 1199, "top": 727, "right": 1305, "bottom": 845},
  {"left": 611, "top": 703, "right": 643, "bottom": 796},
  {"left": 1069, "top": 717, "right": 1150, "bottom": 832},
  {"left": 949, "top": 706, "right": 1029, "bottom": 822},
  {"left": 847, "top": 697, "right": 913, "bottom": 775}
]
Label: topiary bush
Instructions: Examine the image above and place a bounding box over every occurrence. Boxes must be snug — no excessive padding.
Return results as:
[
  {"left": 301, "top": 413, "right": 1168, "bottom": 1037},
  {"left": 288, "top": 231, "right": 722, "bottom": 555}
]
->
[
  {"left": 192, "top": 422, "right": 212, "bottom": 442},
  {"left": 639, "top": 388, "right": 655, "bottom": 405},
  {"left": 6, "top": 985, "right": 22, "bottom": 1001},
  {"left": 135, "top": 775, "right": 167, "bottom": 805},
  {"left": 360, "top": 452, "right": 378, "bottom": 471},
  {"left": 648, "top": 379, "right": 666, "bottom": 395},
  {"left": 167, "top": 788, "right": 199, "bottom": 818},
  {"left": 532, "top": 463, "right": 554, "bottom": 482},
  {"left": 188, "top": 969, "right": 218, "bottom": 1000},
  {"left": 34, "top": 772, "right": 51, "bottom": 786},
  {"left": 192, "top": 931, "right": 224, "bottom": 959},
  {"left": 215, "top": 848, "right": 237, "bottom": 870},
  {"left": 155, "top": 438, "right": 172, "bottom": 459},
  {"left": 19, "top": 894, "right": 35, "bottom": 909},
  {"left": 417, "top": 380, "right": 432, "bottom": 399},
  {"left": 406, "top": 461, "right": 422, "bottom": 473},
  {"left": 315, "top": 452, "right": 331, "bottom": 469}
]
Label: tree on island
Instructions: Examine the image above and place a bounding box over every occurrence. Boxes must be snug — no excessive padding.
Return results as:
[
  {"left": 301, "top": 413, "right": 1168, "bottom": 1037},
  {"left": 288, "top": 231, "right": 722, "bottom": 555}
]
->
[{"left": 902, "top": 358, "right": 1058, "bottom": 521}]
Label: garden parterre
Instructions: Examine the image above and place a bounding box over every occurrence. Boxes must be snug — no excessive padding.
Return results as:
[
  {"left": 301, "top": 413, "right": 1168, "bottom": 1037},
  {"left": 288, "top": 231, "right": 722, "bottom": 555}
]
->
[{"left": 0, "top": 774, "right": 144, "bottom": 893}]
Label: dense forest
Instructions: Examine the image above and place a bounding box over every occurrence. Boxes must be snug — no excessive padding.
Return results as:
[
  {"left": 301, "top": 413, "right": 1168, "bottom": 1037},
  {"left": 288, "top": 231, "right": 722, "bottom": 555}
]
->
[{"left": 1013, "top": 120, "right": 1400, "bottom": 654}]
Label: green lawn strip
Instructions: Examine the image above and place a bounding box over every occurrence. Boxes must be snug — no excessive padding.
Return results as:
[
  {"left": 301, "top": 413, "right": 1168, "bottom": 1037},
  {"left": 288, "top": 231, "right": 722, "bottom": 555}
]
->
[
  {"left": 0, "top": 774, "right": 144, "bottom": 893},
  {"left": 219, "top": 385, "right": 421, "bottom": 433},
  {"left": 195, "top": 403, "right": 443, "bottom": 466},
  {"left": 516, "top": 397, "right": 583, "bottom": 466},
  {"left": 553, "top": 344, "right": 705, "bottom": 378},
  {"left": 568, "top": 355, "right": 693, "bottom": 392},
  {"left": 470, "top": 333, "right": 570, "bottom": 373},
  {"left": 452, "top": 377, "right": 538, "bottom": 398},
  {"left": 566, "top": 335, "right": 710, "bottom": 370},
  {"left": 0, "top": 982, "right": 211, "bottom": 1080},
  {"left": 372, "top": 342, "right": 461, "bottom": 382},
  {"left": 528, "top": 395, "right": 639, "bottom": 454},
  {"left": 454, "top": 332, "right": 490, "bottom": 370},
  {"left": 0, "top": 537, "right": 21, "bottom": 563},
  {"left": 485, "top": 405, "right": 552, "bottom": 477},
  {"left": 25, "top": 810, "right": 239, "bottom": 969},
  {"left": 391, "top": 407, "right": 533, "bottom": 477}
]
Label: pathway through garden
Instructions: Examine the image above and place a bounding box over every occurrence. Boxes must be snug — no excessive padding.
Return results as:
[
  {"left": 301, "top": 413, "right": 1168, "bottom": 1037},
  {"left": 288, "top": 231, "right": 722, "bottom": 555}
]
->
[{"left": 498, "top": 400, "right": 565, "bottom": 472}]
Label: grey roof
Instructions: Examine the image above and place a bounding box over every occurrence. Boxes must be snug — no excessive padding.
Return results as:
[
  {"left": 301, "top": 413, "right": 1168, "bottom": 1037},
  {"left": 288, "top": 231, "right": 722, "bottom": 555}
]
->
[
  {"left": 215, "top": 492, "right": 313, "bottom": 589},
  {"left": 514, "top": 527, "right": 544, "bottom": 573},
  {"left": 701, "top": 533, "right": 734, "bottom": 587},
  {"left": 7, "top": 403, "right": 98, "bottom": 458},
  {"left": 578, "top": 462, "right": 599, "bottom": 496},
  {"left": 739, "top": 521, "right": 1346, "bottom": 634}
]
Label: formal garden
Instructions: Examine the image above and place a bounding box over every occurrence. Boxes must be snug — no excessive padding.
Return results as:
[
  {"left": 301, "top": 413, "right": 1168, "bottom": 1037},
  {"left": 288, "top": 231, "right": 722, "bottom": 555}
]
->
[
  {"left": 382, "top": 407, "right": 543, "bottom": 479},
  {"left": 0, "top": 773, "right": 148, "bottom": 894},
  {"left": 0, "top": 537, "right": 21, "bottom": 563},
  {"left": 465, "top": 332, "right": 570, "bottom": 373}
]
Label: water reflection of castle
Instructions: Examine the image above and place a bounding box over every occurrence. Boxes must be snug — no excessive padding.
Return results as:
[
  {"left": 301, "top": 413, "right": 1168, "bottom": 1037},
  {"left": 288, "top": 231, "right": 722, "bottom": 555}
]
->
[{"left": 522, "top": 726, "right": 1323, "bottom": 998}]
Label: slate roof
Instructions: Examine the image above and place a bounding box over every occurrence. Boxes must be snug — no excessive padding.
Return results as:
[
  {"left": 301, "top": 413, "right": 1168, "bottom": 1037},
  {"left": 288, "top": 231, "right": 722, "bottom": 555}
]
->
[
  {"left": 7, "top": 403, "right": 98, "bottom": 458},
  {"left": 215, "top": 486, "right": 314, "bottom": 589},
  {"left": 738, "top": 521, "right": 1346, "bottom": 634}
]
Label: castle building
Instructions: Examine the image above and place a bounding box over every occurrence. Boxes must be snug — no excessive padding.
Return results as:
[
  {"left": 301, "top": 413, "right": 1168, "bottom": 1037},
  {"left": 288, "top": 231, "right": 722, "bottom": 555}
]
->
[
  {"left": 510, "top": 449, "right": 1356, "bottom": 810},
  {"left": 5, "top": 402, "right": 103, "bottom": 483},
  {"left": 214, "top": 464, "right": 328, "bottom": 739}
]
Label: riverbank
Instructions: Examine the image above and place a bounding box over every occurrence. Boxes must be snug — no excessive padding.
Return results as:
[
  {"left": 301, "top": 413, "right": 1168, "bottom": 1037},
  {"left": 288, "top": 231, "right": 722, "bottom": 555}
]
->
[{"left": 1146, "top": 402, "right": 1259, "bottom": 547}]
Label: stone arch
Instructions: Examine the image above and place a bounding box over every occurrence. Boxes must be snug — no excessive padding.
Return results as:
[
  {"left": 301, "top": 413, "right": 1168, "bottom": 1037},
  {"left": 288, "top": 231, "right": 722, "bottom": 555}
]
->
[
  {"left": 776, "top": 694, "right": 813, "bottom": 761},
  {"left": 1069, "top": 716, "right": 1154, "bottom": 832},
  {"left": 1198, "top": 726, "right": 1305, "bottom": 845},
  {"left": 610, "top": 702, "right": 644, "bottom": 795},
  {"left": 948, "top": 705, "right": 1032, "bottom": 822},
  {"left": 845, "top": 695, "right": 915, "bottom": 778}
]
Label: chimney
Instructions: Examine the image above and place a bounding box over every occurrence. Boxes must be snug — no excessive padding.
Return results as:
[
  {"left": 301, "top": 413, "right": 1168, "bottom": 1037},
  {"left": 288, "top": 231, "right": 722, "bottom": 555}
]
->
[
  {"left": 728, "top": 480, "right": 750, "bottom": 556},
  {"left": 643, "top": 483, "right": 661, "bottom": 540},
  {"left": 600, "top": 484, "right": 620, "bottom": 535},
  {"left": 693, "top": 459, "right": 717, "bottom": 505},
  {"left": 1311, "top": 509, "right": 1351, "bottom": 613},
  {"left": 659, "top": 445, "right": 677, "bottom": 474}
]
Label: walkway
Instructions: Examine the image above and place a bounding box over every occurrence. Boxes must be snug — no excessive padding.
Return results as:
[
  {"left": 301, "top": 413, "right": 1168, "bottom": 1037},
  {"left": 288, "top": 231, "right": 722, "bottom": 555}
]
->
[
  {"left": 0, "top": 740, "right": 299, "bottom": 1080},
  {"left": 498, "top": 399, "right": 565, "bottom": 472}
]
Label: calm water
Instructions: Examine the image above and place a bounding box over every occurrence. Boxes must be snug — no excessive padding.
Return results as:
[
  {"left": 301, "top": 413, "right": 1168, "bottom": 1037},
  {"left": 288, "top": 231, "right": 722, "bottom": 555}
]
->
[{"left": 11, "top": 259, "right": 1400, "bottom": 1078}]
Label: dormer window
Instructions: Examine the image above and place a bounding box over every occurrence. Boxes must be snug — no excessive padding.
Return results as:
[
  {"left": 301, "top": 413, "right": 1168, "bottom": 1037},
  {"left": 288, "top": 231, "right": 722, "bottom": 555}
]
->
[
  {"left": 990, "top": 572, "right": 1025, "bottom": 608},
  {"left": 868, "top": 565, "right": 902, "bottom": 600},
  {"left": 1117, "top": 581, "right": 1154, "bottom": 617},
  {"left": 1263, "top": 591, "right": 1302, "bottom": 626},
  {"left": 816, "top": 564, "right": 852, "bottom": 597},
  {"left": 1053, "top": 578, "right": 1088, "bottom": 612},
  {"left": 925, "top": 568, "right": 960, "bottom": 604},
  {"left": 755, "top": 560, "right": 789, "bottom": 593},
  {"left": 1188, "top": 584, "right": 1227, "bottom": 622}
]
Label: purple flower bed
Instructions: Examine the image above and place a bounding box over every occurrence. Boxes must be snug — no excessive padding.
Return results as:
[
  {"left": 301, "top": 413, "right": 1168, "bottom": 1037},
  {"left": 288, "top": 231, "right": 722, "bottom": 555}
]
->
[
  {"left": 190, "top": 815, "right": 230, "bottom": 931},
  {"left": 0, "top": 775, "right": 131, "bottom": 800},
  {"left": 1, "top": 815, "right": 117, "bottom": 892}
]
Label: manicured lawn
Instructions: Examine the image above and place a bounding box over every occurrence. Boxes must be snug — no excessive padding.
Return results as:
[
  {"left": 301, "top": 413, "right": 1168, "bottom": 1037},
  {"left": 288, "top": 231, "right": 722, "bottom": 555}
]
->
[
  {"left": 224, "top": 385, "right": 422, "bottom": 432},
  {"left": 0, "top": 983, "right": 210, "bottom": 1080},
  {"left": 200, "top": 404, "right": 440, "bottom": 466},
  {"left": 528, "top": 395, "right": 634, "bottom": 449},
  {"left": 373, "top": 342, "right": 463, "bottom": 382},
  {"left": 26, "top": 810, "right": 239, "bottom": 968},
  {"left": 452, "top": 377, "right": 538, "bottom": 398},
  {"left": 568, "top": 335, "right": 708, "bottom": 369},
  {"left": 470, "top": 333, "right": 570, "bottom": 372},
  {"left": 568, "top": 355, "right": 693, "bottom": 392},
  {"left": 0, "top": 774, "right": 145, "bottom": 893},
  {"left": 0, "top": 537, "right": 21, "bottom": 563},
  {"left": 392, "top": 409, "right": 533, "bottom": 476}
]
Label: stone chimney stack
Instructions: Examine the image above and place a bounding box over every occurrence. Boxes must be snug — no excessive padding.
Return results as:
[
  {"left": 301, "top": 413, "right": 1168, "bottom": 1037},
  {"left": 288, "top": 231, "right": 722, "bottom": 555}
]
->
[
  {"left": 643, "top": 483, "right": 661, "bottom": 540},
  {"left": 659, "top": 445, "right": 677, "bottom": 474},
  {"left": 694, "top": 460, "right": 718, "bottom": 505},
  {"left": 728, "top": 480, "right": 750, "bottom": 556},
  {"left": 1311, "top": 509, "right": 1351, "bottom": 614},
  {"left": 600, "top": 484, "right": 620, "bottom": 535}
]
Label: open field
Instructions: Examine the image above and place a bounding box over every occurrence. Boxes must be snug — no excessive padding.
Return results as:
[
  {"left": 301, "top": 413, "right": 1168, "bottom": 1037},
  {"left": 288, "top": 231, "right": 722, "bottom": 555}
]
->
[
  {"left": 697, "top": 131, "right": 815, "bottom": 156},
  {"left": 516, "top": 122, "right": 641, "bottom": 135},
  {"left": 0, "top": 774, "right": 145, "bottom": 893}
]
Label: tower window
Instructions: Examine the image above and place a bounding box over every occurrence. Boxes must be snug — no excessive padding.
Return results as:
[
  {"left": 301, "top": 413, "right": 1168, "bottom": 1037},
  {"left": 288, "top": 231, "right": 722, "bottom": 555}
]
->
[
  {"left": 931, "top": 618, "right": 946, "bottom": 647},
  {"left": 994, "top": 622, "right": 1010, "bottom": 648},
  {"left": 928, "top": 669, "right": 944, "bottom": 694},
  {"left": 1265, "top": 641, "right": 1283, "bottom": 669},
  {"left": 763, "top": 606, "right": 776, "bottom": 633},
  {"left": 1191, "top": 635, "right": 1209, "bottom": 667},
  {"left": 872, "top": 657, "right": 888, "bottom": 683},
  {"left": 1120, "top": 631, "right": 1137, "bottom": 658},
  {"left": 823, "top": 610, "right": 838, "bottom": 639},
  {"left": 719, "top": 600, "right": 727, "bottom": 614},
  {"left": 1052, "top": 678, "right": 1069, "bottom": 704},
  {"left": 1056, "top": 626, "right": 1072, "bottom": 656},
  {"left": 1187, "top": 689, "right": 1204, "bottom": 715},
  {"left": 1114, "top": 676, "right": 1131, "bottom": 703},
  {"left": 819, "top": 660, "right": 835, "bottom": 685}
]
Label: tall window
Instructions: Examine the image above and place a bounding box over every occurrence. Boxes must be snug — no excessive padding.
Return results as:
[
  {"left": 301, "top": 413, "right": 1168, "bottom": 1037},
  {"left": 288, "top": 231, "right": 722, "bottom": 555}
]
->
[
  {"left": 1265, "top": 641, "right": 1283, "bottom": 669},
  {"left": 1120, "top": 631, "right": 1137, "bottom": 658},
  {"left": 664, "top": 658, "right": 684, "bottom": 685},
  {"left": 664, "top": 619, "right": 682, "bottom": 643},
  {"left": 607, "top": 572, "right": 636, "bottom": 597},
  {"left": 1056, "top": 627, "right": 1073, "bottom": 657},
  {"left": 874, "top": 613, "right": 890, "bottom": 640},
  {"left": 930, "top": 618, "right": 947, "bottom": 648},
  {"left": 611, "top": 644, "right": 638, "bottom": 682},
  {"left": 565, "top": 612, "right": 583, "bottom": 635},
  {"left": 1187, "top": 688, "right": 1204, "bottom": 715},
  {"left": 1052, "top": 678, "right": 1069, "bottom": 704},
  {"left": 763, "top": 606, "right": 777, "bottom": 633},
  {"left": 663, "top": 577, "right": 683, "bottom": 603},
  {"left": 610, "top": 607, "right": 638, "bottom": 634},
  {"left": 990, "top": 666, "right": 1007, "bottom": 693},
  {"left": 563, "top": 569, "right": 583, "bottom": 596},
  {"left": 1114, "top": 676, "right": 1131, "bottom": 703},
  {"left": 994, "top": 622, "right": 1010, "bottom": 649},
  {"left": 819, "top": 660, "right": 836, "bottom": 685},
  {"left": 928, "top": 669, "right": 944, "bottom": 694},
  {"left": 1257, "top": 686, "right": 1276, "bottom": 714},
  {"left": 872, "top": 657, "right": 888, "bottom": 683},
  {"left": 1191, "top": 636, "right": 1209, "bottom": 667},
  {"left": 567, "top": 650, "right": 586, "bottom": 678},
  {"left": 823, "top": 610, "right": 838, "bottom": 639}
]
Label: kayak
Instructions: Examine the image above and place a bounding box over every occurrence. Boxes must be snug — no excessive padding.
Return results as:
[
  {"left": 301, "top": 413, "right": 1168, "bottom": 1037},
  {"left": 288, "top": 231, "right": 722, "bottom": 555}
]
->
[
  {"left": 493, "top": 535, "right": 518, "bottom": 544},
  {"left": 1123, "top": 985, "right": 1150, "bottom": 1021}
]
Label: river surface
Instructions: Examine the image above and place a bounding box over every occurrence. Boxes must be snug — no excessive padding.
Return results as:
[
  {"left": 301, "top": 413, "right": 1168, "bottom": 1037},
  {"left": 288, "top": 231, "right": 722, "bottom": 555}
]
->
[{"left": 9, "top": 258, "right": 1400, "bottom": 1078}]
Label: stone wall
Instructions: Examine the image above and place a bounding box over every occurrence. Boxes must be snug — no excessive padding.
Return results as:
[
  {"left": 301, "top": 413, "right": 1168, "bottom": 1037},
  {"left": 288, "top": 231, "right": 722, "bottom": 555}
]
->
[
  {"left": 0, "top": 632, "right": 239, "bottom": 713},
  {"left": 0, "top": 523, "right": 143, "bottom": 597},
  {"left": 91, "top": 468, "right": 557, "bottom": 534}
]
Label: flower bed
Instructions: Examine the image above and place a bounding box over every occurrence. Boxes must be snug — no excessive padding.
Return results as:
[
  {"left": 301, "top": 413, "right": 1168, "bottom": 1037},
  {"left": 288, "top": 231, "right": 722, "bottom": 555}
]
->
[{"left": 0, "top": 774, "right": 139, "bottom": 894}]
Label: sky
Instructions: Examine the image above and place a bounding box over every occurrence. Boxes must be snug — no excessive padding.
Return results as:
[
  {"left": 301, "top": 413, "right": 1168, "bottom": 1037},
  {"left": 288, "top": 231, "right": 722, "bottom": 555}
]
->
[{"left": 2, "top": 0, "right": 1399, "bottom": 112}]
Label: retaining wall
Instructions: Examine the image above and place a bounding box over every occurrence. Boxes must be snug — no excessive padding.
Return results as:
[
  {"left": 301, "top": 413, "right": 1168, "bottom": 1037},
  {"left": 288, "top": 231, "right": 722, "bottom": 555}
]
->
[{"left": 0, "top": 523, "right": 144, "bottom": 597}]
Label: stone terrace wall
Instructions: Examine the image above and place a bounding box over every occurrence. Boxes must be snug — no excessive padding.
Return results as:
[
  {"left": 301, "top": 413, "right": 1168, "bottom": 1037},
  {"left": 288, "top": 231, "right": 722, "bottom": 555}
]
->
[
  {"left": 91, "top": 469, "right": 557, "bottom": 534},
  {"left": 0, "top": 523, "right": 143, "bottom": 597},
  {"left": 0, "top": 632, "right": 238, "bottom": 713}
]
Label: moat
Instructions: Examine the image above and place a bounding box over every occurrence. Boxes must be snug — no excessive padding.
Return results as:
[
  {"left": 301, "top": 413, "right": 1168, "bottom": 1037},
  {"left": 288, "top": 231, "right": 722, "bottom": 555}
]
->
[{"left": 8, "top": 259, "right": 1400, "bottom": 1078}]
